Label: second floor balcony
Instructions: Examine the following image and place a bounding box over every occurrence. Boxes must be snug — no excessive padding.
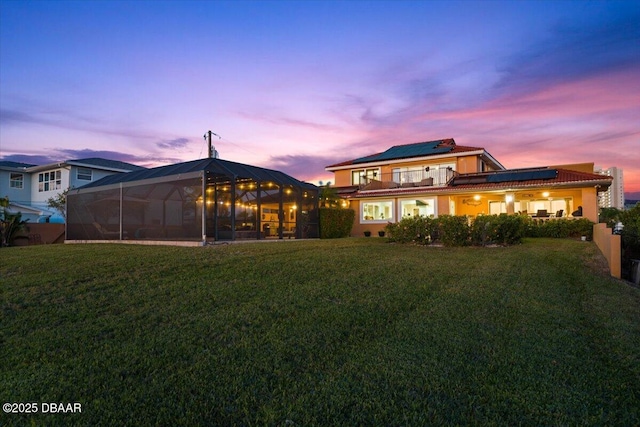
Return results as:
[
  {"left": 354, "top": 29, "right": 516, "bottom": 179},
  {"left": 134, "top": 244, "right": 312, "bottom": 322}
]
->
[{"left": 359, "top": 168, "right": 456, "bottom": 191}]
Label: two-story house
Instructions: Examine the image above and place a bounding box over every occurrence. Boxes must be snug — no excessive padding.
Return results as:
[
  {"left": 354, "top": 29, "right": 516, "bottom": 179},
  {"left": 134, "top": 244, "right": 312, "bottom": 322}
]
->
[
  {"left": 326, "top": 138, "right": 612, "bottom": 236},
  {"left": 0, "top": 158, "right": 145, "bottom": 223}
]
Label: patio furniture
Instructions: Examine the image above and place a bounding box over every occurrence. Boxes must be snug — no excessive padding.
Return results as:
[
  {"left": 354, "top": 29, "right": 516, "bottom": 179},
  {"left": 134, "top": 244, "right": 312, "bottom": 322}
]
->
[
  {"left": 534, "top": 209, "right": 550, "bottom": 218},
  {"left": 93, "top": 222, "right": 123, "bottom": 239}
]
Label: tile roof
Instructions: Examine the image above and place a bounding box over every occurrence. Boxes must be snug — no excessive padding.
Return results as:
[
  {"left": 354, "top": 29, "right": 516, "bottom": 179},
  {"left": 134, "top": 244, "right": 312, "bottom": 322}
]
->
[
  {"left": 448, "top": 168, "right": 612, "bottom": 191},
  {"left": 325, "top": 138, "right": 484, "bottom": 168},
  {"left": 342, "top": 167, "right": 612, "bottom": 198}
]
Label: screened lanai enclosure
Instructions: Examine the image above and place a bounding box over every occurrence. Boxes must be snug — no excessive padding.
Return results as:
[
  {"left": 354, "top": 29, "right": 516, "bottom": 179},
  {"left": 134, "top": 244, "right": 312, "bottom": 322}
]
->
[{"left": 66, "top": 158, "right": 319, "bottom": 244}]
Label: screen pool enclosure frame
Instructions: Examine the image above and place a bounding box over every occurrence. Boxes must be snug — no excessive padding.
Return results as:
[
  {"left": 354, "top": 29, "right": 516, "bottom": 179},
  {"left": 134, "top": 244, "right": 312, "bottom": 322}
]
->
[{"left": 66, "top": 158, "right": 319, "bottom": 244}]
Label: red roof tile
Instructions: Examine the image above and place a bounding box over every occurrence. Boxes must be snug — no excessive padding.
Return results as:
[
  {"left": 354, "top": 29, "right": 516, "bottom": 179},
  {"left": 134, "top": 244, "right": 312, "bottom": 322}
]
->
[
  {"left": 340, "top": 168, "right": 612, "bottom": 198},
  {"left": 325, "top": 139, "right": 484, "bottom": 169}
]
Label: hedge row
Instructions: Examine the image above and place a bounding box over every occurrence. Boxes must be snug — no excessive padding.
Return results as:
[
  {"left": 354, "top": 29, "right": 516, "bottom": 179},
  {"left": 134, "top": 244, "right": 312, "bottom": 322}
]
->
[
  {"left": 385, "top": 214, "right": 594, "bottom": 246},
  {"left": 319, "top": 208, "right": 355, "bottom": 239}
]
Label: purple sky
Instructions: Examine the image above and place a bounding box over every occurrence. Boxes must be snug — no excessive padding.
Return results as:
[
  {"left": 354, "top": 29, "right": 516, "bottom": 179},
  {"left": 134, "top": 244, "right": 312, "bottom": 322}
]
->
[{"left": 1, "top": 0, "right": 639, "bottom": 197}]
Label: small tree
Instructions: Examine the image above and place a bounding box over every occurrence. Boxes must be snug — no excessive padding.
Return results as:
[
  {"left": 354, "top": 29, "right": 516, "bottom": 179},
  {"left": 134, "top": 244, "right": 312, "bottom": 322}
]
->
[{"left": 47, "top": 188, "right": 69, "bottom": 220}]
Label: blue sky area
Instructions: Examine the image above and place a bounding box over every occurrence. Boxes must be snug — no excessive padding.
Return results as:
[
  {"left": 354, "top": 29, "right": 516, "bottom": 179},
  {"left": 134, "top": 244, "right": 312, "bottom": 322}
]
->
[{"left": 1, "top": 0, "right": 639, "bottom": 197}]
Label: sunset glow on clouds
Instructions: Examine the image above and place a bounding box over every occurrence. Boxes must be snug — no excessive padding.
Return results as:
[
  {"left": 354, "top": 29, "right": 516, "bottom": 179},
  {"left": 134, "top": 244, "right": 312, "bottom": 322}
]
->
[{"left": 1, "top": 0, "right": 639, "bottom": 197}]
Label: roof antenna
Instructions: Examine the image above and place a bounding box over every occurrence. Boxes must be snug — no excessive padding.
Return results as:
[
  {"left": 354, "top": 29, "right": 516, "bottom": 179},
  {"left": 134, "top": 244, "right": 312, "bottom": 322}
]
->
[{"left": 203, "top": 130, "right": 220, "bottom": 159}]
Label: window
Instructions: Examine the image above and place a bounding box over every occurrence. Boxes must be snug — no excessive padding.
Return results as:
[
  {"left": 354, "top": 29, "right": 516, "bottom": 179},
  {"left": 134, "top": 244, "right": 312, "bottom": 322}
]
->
[
  {"left": 401, "top": 199, "right": 435, "bottom": 218},
  {"left": 393, "top": 163, "right": 455, "bottom": 185},
  {"left": 525, "top": 199, "right": 568, "bottom": 215},
  {"left": 362, "top": 200, "right": 393, "bottom": 222},
  {"left": 38, "top": 170, "right": 62, "bottom": 192},
  {"left": 352, "top": 168, "right": 379, "bottom": 185},
  {"left": 489, "top": 201, "right": 506, "bottom": 215},
  {"left": 77, "top": 167, "right": 92, "bottom": 181},
  {"left": 392, "top": 167, "right": 423, "bottom": 184},
  {"left": 10, "top": 173, "right": 24, "bottom": 189}
]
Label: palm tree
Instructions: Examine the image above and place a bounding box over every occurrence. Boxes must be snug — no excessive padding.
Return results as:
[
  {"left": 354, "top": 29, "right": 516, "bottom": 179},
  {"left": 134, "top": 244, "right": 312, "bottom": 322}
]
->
[
  {"left": 1, "top": 197, "right": 29, "bottom": 247},
  {"left": 319, "top": 184, "right": 340, "bottom": 208}
]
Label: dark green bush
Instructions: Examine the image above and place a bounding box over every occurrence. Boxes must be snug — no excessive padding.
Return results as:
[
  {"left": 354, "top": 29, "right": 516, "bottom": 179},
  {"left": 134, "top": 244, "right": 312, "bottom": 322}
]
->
[
  {"left": 599, "top": 207, "right": 622, "bottom": 228},
  {"left": 437, "top": 215, "right": 470, "bottom": 246},
  {"left": 386, "top": 214, "right": 597, "bottom": 247},
  {"left": 619, "top": 203, "right": 640, "bottom": 252},
  {"left": 526, "top": 218, "right": 594, "bottom": 239},
  {"left": 470, "top": 215, "right": 493, "bottom": 246},
  {"left": 385, "top": 216, "right": 436, "bottom": 244},
  {"left": 470, "top": 214, "right": 528, "bottom": 246},
  {"left": 319, "top": 208, "right": 355, "bottom": 238}
]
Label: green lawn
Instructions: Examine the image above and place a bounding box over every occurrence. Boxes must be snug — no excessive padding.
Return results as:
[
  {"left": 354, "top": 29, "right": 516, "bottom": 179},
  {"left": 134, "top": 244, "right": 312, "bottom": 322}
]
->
[{"left": 1, "top": 238, "right": 639, "bottom": 426}]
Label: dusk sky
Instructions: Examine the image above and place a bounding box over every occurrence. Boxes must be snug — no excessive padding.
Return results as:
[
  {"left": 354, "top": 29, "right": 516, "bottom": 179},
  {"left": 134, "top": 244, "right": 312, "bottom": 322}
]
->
[{"left": 1, "top": 0, "right": 639, "bottom": 197}]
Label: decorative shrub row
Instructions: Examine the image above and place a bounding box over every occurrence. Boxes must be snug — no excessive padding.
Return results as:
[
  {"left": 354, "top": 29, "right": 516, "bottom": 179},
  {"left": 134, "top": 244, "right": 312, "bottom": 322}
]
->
[
  {"left": 471, "top": 214, "right": 528, "bottom": 246},
  {"left": 526, "top": 217, "right": 594, "bottom": 239},
  {"left": 319, "top": 207, "right": 355, "bottom": 239},
  {"left": 385, "top": 214, "right": 595, "bottom": 246}
]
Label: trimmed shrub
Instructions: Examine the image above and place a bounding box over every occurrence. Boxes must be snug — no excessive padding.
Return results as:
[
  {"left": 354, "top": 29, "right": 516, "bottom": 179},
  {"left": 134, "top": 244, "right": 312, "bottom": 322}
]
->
[
  {"left": 470, "top": 214, "right": 528, "bottom": 246},
  {"left": 319, "top": 208, "right": 355, "bottom": 238},
  {"left": 386, "top": 214, "right": 595, "bottom": 247},
  {"left": 470, "top": 215, "right": 493, "bottom": 246},
  {"left": 385, "top": 216, "right": 435, "bottom": 245},
  {"left": 437, "top": 215, "right": 470, "bottom": 246},
  {"left": 526, "top": 218, "right": 594, "bottom": 239}
]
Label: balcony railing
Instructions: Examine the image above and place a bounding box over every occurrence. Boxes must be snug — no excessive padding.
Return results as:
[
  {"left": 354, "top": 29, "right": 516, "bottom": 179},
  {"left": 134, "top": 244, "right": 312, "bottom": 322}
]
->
[{"left": 359, "top": 168, "right": 456, "bottom": 190}]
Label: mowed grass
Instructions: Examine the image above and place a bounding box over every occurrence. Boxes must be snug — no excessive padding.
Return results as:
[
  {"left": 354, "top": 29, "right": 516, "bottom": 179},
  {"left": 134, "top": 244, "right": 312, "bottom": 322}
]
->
[{"left": 1, "top": 238, "right": 639, "bottom": 426}]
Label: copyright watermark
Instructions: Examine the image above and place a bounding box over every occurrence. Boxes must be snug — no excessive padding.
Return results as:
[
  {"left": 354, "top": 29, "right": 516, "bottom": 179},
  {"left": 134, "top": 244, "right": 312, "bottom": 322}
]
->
[{"left": 3, "top": 402, "right": 82, "bottom": 414}]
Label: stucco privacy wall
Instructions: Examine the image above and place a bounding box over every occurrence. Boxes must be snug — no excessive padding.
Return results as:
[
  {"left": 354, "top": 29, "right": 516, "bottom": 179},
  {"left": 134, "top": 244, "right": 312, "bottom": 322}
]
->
[
  {"left": 28, "top": 223, "right": 65, "bottom": 244},
  {"left": 593, "top": 223, "right": 621, "bottom": 279}
]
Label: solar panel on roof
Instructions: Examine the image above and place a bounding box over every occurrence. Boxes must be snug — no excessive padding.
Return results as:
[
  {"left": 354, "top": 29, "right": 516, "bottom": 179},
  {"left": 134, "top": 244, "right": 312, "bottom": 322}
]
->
[
  {"left": 451, "top": 169, "right": 558, "bottom": 186},
  {"left": 451, "top": 176, "right": 488, "bottom": 185},
  {"left": 485, "top": 169, "right": 557, "bottom": 183},
  {"left": 352, "top": 140, "right": 453, "bottom": 164},
  {"left": 429, "top": 147, "right": 456, "bottom": 156}
]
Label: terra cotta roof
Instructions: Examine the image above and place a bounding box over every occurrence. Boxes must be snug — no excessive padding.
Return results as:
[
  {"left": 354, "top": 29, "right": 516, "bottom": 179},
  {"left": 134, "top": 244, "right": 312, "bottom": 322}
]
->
[
  {"left": 341, "top": 167, "right": 612, "bottom": 198},
  {"left": 325, "top": 138, "right": 483, "bottom": 169}
]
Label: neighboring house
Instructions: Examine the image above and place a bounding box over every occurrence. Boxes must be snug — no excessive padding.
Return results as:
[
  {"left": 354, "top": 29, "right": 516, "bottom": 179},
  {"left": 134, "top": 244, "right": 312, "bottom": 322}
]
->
[
  {"left": 325, "top": 138, "right": 613, "bottom": 236},
  {"left": 0, "top": 158, "right": 145, "bottom": 223}
]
